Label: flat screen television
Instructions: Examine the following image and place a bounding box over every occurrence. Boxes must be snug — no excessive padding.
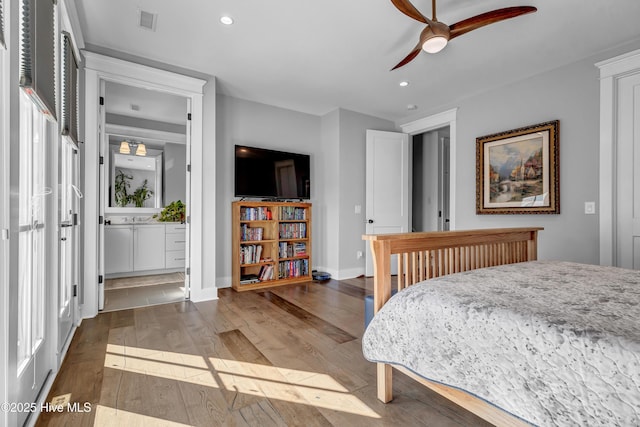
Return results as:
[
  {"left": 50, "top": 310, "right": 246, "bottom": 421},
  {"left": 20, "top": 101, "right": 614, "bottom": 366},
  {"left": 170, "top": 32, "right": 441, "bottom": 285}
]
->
[{"left": 234, "top": 145, "right": 311, "bottom": 200}]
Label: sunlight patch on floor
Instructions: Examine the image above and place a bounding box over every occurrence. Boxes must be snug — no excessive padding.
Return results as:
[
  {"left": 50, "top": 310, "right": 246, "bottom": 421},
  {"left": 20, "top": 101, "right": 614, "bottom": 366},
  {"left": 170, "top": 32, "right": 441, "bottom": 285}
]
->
[
  {"left": 105, "top": 344, "right": 218, "bottom": 388},
  {"left": 104, "top": 344, "right": 380, "bottom": 419},
  {"left": 94, "top": 405, "right": 192, "bottom": 426}
]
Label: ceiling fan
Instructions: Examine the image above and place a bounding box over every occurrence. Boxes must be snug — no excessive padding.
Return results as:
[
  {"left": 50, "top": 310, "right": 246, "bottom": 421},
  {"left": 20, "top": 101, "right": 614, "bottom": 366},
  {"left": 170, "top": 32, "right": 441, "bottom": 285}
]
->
[{"left": 390, "top": 0, "right": 537, "bottom": 70}]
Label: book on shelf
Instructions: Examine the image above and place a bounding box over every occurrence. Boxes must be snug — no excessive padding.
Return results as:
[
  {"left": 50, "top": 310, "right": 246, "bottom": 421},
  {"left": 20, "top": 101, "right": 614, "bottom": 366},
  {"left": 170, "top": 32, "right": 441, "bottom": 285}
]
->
[
  {"left": 240, "top": 207, "right": 272, "bottom": 221},
  {"left": 279, "top": 242, "right": 307, "bottom": 258},
  {"left": 240, "top": 274, "right": 260, "bottom": 284},
  {"left": 279, "top": 206, "right": 307, "bottom": 221},
  {"left": 240, "top": 224, "right": 264, "bottom": 241},
  {"left": 258, "top": 264, "right": 274, "bottom": 281},
  {"left": 279, "top": 223, "right": 307, "bottom": 239},
  {"left": 240, "top": 244, "right": 263, "bottom": 264}
]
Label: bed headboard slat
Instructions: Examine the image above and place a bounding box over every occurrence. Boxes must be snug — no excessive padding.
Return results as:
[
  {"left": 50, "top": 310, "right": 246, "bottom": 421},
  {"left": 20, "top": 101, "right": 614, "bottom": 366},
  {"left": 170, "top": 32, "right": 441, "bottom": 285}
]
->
[{"left": 364, "top": 228, "right": 543, "bottom": 313}]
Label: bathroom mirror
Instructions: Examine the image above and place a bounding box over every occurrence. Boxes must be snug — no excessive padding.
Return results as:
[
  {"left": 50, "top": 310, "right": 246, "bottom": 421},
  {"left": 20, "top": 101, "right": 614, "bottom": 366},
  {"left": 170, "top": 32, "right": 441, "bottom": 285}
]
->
[
  {"left": 110, "top": 143, "right": 163, "bottom": 208},
  {"left": 106, "top": 134, "right": 186, "bottom": 212}
]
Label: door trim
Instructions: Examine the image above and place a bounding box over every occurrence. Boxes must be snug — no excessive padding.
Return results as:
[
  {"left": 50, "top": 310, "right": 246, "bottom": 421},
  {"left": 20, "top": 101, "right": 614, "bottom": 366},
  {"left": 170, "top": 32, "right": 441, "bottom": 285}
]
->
[
  {"left": 398, "top": 108, "right": 457, "bottom": 230},
  {"left": 596, "top": 48, "right": 640, "bottom": 266},
  {"left": 83, "top": 52, "right": 209, "bottom": 318}
]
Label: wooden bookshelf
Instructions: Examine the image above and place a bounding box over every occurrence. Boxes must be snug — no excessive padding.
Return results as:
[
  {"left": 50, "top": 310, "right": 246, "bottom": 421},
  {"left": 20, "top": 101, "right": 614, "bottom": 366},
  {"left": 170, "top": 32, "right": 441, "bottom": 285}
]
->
[{"left": 232, "top": 201, "right": 312, "bottom": 291}]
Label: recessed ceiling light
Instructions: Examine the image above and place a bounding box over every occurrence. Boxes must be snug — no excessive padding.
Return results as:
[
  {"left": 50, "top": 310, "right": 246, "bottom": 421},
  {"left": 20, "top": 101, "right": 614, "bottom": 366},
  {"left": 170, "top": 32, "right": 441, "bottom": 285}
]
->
[
  {"left": 407, "top": 104, "right": 418, "bottom": 110},
  {"left": 399, "top": 81, "right": 410, "bottom": 87},
  {"left": 220, "top": 16, "right": 234, "bottom": 25}
]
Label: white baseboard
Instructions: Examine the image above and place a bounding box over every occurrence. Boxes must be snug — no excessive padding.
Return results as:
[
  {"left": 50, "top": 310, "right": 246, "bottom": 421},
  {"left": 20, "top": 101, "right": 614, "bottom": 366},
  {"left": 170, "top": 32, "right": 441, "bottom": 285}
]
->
[{"left": 335, "top": 267, "right": 365, "bottom": 280}]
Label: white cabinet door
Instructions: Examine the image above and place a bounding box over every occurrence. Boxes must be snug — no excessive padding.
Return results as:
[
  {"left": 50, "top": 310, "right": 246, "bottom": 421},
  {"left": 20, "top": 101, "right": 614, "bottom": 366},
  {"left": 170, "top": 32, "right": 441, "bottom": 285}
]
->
[
  {"left": 105, "top": 226, "right": 134, "bottom": 274},
  {"left": 134, "top": 224, "right": 166, "bottom": 271}
]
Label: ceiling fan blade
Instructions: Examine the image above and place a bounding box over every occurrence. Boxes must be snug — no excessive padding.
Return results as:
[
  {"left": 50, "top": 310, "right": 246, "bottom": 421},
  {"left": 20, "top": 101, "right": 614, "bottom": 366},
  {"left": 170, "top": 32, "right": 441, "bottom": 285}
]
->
[
  {"left": 449, "top": 6, "right": 536, "bottom": 40},
  {"left": 390, "top": 0, "right": 429, "bottom": 24},
  {"left": 391, "top": 43, "right": 422, "bottom": 70}
]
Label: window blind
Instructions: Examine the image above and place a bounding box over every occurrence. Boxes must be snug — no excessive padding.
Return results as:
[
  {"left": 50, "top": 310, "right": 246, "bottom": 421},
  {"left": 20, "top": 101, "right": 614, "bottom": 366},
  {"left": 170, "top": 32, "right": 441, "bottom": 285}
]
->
[
  {"left": 0, "top": 0, "right": 6, "bottom": 49},
  {"left": 20, "top": 0, "right": 57, "bottom": 120},
  {"left": 61, "top": 32, "right": 78, "bottom": 143}
]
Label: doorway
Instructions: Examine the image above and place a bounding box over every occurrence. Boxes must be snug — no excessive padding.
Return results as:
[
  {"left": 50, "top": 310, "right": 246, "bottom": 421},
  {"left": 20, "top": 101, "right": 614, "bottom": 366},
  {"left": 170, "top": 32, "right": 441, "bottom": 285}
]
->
[
  {"left": 99, "top": 82, "right": 190, "bottom": 312},
  {"left": 412, "top": 126, "right": 450, "bottom": 232}
]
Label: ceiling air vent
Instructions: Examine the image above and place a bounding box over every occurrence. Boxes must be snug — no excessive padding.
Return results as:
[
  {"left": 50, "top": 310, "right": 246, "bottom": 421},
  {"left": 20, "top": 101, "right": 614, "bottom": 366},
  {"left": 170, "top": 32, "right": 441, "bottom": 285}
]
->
[{"left": 138, "top": 9, "right": 157, "bottom": 31}]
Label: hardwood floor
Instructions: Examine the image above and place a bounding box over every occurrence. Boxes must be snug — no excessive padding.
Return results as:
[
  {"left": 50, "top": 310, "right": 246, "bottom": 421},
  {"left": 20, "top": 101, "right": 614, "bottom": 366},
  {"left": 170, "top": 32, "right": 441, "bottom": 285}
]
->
[{"left": 35, "top": 278, "right": 491, "bottom": 427}]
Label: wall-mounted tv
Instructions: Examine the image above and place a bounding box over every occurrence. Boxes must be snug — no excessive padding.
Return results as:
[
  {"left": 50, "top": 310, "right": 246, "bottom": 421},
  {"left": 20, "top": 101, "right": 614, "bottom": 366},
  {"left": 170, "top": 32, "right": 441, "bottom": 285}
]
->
[{"left": 234, "top": 145, "right": 311, "bottom": 200}]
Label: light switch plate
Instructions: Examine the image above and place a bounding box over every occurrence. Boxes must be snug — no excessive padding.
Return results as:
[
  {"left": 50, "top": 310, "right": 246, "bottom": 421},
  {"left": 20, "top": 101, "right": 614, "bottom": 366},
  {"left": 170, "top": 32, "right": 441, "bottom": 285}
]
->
[{"left": 584, "top": 201, "right": 596, "bottom": 214}]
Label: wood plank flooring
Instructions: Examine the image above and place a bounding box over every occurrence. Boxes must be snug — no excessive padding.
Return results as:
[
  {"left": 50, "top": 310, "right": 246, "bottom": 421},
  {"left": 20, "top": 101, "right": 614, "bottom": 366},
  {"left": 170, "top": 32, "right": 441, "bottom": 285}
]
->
[{"left": 35, "top": 278, "right": 491, "bottom": 427}]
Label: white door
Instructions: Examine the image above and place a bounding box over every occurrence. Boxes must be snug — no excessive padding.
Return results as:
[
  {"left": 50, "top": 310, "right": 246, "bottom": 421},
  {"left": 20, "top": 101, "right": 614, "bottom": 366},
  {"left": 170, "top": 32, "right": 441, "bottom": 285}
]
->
[
  {"left": 16, "top": 92, "right": 53, "bottom": 426},
  {"left": 98, "top": 81, "right": 106, "bottom": 310},
  {"left": 616, "top": 72, "right": 640, "bottom": 269},
  {"left": 57, "top": 138, "right": 80, "bottom": 357},
  {"left": 365, "top": 130, "right": 410, "bottom": 276}
]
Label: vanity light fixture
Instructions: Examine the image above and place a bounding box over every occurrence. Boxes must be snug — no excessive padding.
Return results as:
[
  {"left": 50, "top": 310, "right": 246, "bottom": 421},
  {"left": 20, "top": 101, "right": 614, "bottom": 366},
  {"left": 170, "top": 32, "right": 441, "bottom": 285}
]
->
[
  {"left": 119, "top": 140, "right": 147, "bottom": 156},
  {"left": 119, "top": 141, "right": 131, "bottom": 154}
]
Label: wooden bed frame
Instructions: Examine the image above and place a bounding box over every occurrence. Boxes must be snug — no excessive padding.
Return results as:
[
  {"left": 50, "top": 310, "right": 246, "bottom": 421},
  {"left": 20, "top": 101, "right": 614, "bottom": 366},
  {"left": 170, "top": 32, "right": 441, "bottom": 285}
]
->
[{"left": 363, "top": 227, "right": 543, "bottom": 427}]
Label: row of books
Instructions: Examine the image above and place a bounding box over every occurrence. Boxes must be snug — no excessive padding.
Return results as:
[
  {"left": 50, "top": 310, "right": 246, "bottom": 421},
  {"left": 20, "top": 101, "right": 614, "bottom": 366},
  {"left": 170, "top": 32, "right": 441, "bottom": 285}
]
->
[
  {"left": 240, "top": 224, "right": 264, "bottom": 241},
  {"left": 240, "top": 244, "right": 262, "bottom": 265},
  {"left": 279, "top": 206, "right": 307, "bottom": 221},
  {"left": 257, "top": 264, "right": 274, "bottom": 281},
  {"left": 240, "top": 207, "right": 272, "bottom": 221},
  {"left": 279, "top": 223, "right": 307, "bottom": 239},
  {"left": 279, "top": 242, "right": 306, "bottom": 258},
  {"left": 279, "top": 259, "right": 309, "bottom": 279}
]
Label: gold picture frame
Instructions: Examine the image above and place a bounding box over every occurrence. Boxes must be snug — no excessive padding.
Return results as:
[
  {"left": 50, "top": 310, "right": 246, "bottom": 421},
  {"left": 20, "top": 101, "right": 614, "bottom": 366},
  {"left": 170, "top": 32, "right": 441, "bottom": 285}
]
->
[{"left": 476, "top": 120, "right": 559, "bottom": 215}]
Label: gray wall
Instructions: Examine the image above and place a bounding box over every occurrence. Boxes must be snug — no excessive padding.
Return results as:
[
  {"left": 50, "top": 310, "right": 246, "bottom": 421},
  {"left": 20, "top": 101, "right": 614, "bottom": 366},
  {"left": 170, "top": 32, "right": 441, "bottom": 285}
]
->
[
  {"left": 412, "top": 131, "right": 440, "bottom": 232},
  {"left": 215, "top": 94, "right": 321, "bottom": 286},
  {"left": 406, "top": 40, "right": 640, "bottom": 264},
  {"left": 163, "top": 142, "right": 186, "bottom": 204},
  {"left": 337, "top": 109, "right": 396, "bottom": 277}
]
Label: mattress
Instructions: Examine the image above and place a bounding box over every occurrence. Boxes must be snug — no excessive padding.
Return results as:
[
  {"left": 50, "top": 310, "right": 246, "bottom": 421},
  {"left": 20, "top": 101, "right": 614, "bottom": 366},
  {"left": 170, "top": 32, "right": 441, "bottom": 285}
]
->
[{"left": 362, "top": 261, "right": 640, "bottom": 426}]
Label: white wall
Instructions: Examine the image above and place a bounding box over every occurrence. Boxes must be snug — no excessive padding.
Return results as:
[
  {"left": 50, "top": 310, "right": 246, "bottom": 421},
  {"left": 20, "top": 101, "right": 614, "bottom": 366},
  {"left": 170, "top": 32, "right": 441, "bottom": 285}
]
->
[
  {"left": 403, "top": 39, "right": 640, "bottom": 264},
  {"left": 215, "top": 94, "right": 321, "bottom": 286}
]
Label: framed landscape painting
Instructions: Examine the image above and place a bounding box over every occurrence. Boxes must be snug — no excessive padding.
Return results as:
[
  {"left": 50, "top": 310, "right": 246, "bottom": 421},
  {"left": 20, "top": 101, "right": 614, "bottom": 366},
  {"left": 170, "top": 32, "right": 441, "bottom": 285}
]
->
[{"left": 476, "top": 120, "right": 559, "bottom": 214}]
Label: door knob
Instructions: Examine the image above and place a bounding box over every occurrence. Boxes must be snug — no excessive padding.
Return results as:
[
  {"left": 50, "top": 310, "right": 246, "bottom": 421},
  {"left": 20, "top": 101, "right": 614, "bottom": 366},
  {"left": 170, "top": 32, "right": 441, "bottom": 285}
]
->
[{"left": 368, "top": 219, "right": 374, "bottom": 224}]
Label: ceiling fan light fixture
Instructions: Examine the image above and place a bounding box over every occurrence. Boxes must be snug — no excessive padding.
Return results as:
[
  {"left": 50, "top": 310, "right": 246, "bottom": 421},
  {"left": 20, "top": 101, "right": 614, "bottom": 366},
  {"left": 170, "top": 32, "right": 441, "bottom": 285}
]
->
[{"left": 422, "top": 35, "right": 448, "bottom": 53}]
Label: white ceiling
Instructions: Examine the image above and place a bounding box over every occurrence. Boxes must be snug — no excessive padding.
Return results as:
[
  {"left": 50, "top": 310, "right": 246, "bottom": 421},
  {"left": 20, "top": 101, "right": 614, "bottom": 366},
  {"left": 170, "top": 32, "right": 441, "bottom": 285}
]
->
[
  {"left": 75, "top": 0, "right": 640, "bottom": 122},
  {"left": 105, "top": 81, "right": 187, "bottom": 125}
]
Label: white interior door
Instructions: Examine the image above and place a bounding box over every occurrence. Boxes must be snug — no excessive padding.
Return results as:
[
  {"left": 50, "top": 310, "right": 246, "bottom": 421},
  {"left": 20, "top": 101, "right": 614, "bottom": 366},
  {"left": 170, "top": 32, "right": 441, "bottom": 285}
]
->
[
  {"left": 57, "top": 138, "right": 78, "bottom": 356},
  {"left": 616, "top": 72, "right": 640, "bottom": 269},
  {"left": 365, "top": 130, "right": 409, "bottom": 276},
  {"left": 98, "top": 81, "right": 106, "bottom": 310},
  {"left": 16, "top": 92, "right": 53, "bottom": 426}
]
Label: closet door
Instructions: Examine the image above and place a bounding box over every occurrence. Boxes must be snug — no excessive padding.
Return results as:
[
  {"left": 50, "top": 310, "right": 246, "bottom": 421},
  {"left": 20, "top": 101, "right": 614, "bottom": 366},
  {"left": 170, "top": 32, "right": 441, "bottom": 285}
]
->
[{"left": 616, "top": 72, "right": 640, "bottom": 269}]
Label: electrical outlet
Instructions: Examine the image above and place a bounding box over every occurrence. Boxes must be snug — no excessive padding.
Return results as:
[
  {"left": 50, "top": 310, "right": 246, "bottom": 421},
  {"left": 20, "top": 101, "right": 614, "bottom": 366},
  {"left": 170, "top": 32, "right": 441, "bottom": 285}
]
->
[
  {"left": 356, "top": 250, "right": 363, "bottom": 259},
  {"left": 355, "top": 205, "right": 361, "bottom": 214}
]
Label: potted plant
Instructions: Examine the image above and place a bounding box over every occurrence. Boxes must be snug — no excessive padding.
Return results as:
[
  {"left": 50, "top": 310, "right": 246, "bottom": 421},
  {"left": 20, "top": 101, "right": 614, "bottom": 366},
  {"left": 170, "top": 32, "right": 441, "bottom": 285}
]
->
[{"left": 155, "top": 200, "right": 185, "bottom": 222}]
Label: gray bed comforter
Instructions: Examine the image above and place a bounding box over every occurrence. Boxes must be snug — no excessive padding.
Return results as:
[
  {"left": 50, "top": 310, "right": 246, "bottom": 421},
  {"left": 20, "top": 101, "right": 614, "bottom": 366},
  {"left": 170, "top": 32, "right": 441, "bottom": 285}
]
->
[{"left": 362, "top": 261, "right": 640, "bottom": 426}]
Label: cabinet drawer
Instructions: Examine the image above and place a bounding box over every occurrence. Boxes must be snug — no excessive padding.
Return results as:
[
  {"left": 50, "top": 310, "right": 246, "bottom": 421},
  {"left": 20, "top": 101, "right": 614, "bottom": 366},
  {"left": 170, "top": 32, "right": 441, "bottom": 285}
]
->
[
  {"left": 166, "top": 235, "right": 186, "bottom": 251},
  {"left": 166, "top": 224, "right": 186, "bottom": 234},
  {"left": 166, "top": 251, "right": 186, "bottom": 269}
]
